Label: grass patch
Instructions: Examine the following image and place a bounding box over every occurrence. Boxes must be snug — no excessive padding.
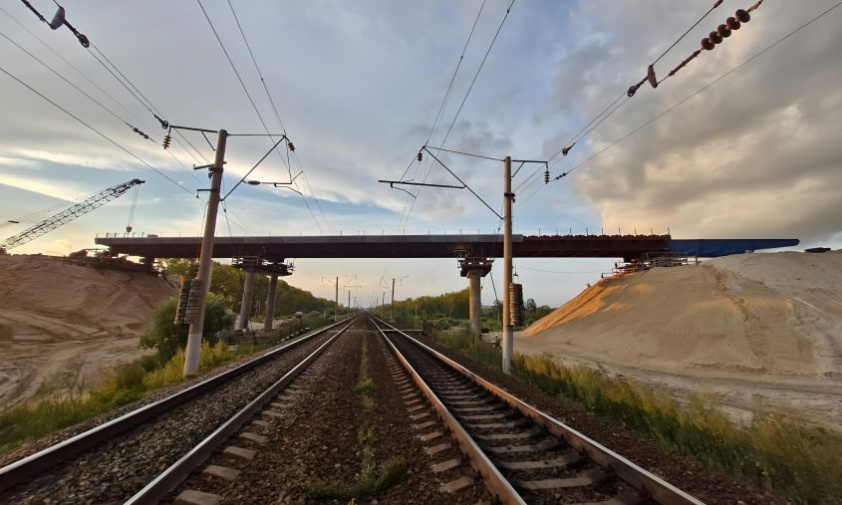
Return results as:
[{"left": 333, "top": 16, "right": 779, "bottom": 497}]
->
[
  {"left": 300, "top": 458, "right": 408, "bottom": 500},
  {"left": 297, "top": 332, "right": 406, "bottom": 500},
  {"left": 427, "top": 327, "right": 842, "bottom": 504}
]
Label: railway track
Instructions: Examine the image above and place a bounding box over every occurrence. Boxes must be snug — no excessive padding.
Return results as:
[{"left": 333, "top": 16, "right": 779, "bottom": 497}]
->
[
  {"left": 0, "top": 316, "right": 357, "bottom": 504},
  {"left": 374, "top": 318, "right": 706, "bottom": 505}
]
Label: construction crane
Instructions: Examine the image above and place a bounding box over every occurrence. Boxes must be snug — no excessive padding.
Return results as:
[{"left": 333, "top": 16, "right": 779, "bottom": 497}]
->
[{"left": 0, "top": 178, "right": 144, "bottom": 254}]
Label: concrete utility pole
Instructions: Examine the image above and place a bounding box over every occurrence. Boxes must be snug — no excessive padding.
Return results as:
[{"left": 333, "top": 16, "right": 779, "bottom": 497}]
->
[
  {"left": 184, "top": 129, "right": 227, "bottom": 376},
  {"left": 335, "top": 276, "right": 339, "bottom": 321},
  {"left": 391, "top": 277, "right": 395, "bottom": 320},
  {"left": 502, "top": 155, "right": 514, "bottom": 374}
]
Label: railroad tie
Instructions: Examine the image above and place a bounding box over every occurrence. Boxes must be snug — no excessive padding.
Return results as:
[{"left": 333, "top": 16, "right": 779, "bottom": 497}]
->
[
  {"left": 425, "top": 442, "right": 452, "bottom": 456},
  {"left": 484, "top": 437, "right": 560, "bottom": 454},
  {"left": 465, "top": 417, "right": 528, "bottom": 430},
  {"left": 237, "top": 432, "right": 268, "bottom": 445},
  {"left": 497, "top": 451, "right": 581, "bottom": 470},
  {"left": 431, "top": 457, "right": 462, "bottom": 473},
  {"left": 173, "top": 489, "right": 223, "bottom": 505},
  {"left": 202, "top": 464, "right": 241, "bottom": 480},
  {"left": 518, "top": 469, "right": 609, "bottom": 490},
  {"left": 472, "top": 426, "right": 543, "bottom": 441},
  {"left": 413, "top": 420, "right": 437, "bottom": 431},
  {"left": 418, "top": 430, "right": 444, "bottom": 442},
  {"left": 222, "top": 445, "right": 256, "bottom": 460},
  {"left": 440, "top": 475, "right": 474, "bottom": 494}
]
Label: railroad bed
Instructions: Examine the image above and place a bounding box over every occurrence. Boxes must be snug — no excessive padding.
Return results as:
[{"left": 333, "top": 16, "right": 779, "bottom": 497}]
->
[
  {"left": 0, "top": 314, "right": 706, "bottom": 504},
  {"left": 0, "top": 317, "right": 356, "bottom": 504},
  {"left": 375, "top": 319, "right": 705, "bottom": 505}
]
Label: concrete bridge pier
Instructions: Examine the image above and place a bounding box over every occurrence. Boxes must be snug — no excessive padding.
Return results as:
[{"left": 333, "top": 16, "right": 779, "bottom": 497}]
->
[
  {"left": 236, "top": 269, "right": 256, "bottom": 331},
  {"left": 460, "top": 258, "right": 493, "bottom": 334},
  {"left": 264, "top": 274, "right": 279, "bottom": 331},
  {"left": 232, "top": 256, "right": 294, "bottom": 333}
]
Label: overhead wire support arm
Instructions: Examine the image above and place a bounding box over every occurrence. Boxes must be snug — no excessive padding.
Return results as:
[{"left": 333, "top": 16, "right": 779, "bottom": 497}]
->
[
  {"left": 222, "top": 135, "right": 289, "bottom": 201},
  {"left": 423, "top": 146, "right": 504, "bottom": 162},
  {"left": 378, "top": 180, "right": 465, "bottom": 190},
  {"left": 422, "top": 147, "right": 503, "bottom": 220}
]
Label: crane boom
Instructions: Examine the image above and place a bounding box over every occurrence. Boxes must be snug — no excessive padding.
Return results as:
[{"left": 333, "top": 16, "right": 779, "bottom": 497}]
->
[{"left": 0, "top": 178, "right": 145, "bottom": 252}]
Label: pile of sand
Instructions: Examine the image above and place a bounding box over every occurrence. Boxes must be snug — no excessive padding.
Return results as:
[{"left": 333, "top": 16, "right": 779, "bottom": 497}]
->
[
  {"left": 0, "top": 255, "right": 175, "bottom": 407},
  {"left": 521, "top": 251, "right": 842, "bottom": 379}
]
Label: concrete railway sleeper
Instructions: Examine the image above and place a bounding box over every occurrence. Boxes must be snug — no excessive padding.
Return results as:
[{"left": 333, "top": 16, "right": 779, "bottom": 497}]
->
[
  {"left": 374, "top": 318, "right": 707, "bottom": 505},
  {"left": 129, "top": 319, "right": 355, "bottom": 505},
  {"left": 0, "top": 317, "right": 358, "bottom": 504}
]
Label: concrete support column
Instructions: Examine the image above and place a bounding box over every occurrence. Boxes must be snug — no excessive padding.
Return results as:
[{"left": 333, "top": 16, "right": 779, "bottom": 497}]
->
[
  {"left": 237, "top": 270, "right": 256, "bottom": 330},
  {"left": 264, "top": 274, "right": 278, "bottom": 331},
  {"left": 467, "top": 270, "right": 482, "bottom": 334}
]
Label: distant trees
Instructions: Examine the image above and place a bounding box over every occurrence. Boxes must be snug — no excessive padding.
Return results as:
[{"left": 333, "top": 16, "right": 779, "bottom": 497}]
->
[{"left": 160, "top": 259, "right": 336, "bottom": 320}]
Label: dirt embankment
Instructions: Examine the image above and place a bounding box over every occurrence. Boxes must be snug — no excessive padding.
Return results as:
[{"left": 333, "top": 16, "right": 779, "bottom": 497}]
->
[
  {"left": 519, "top": 251, "right": 842, "bottom": 428},
  {"left": 0, "top": 255, "right": 175, "bottom": 408}
]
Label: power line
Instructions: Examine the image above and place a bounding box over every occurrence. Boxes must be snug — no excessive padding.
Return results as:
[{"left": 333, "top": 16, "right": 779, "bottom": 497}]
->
[
  {"left": 425, "top": 0, "right": 488, "bottom": 146},
  {"left": 0, "top": 6, "right": 149, "bottom": 130},
  {"left": 226, "top": 0, "right": 287, "bottom": 136},
  {"left": 0, "top": 62, "right": 197, "bottom": 197},
  {"left": 438, "top": 0, "right": 516, "bottom": 148},
  {"left": 204, "top": 0, "right": 332, "bottom": 235},
  {"left": 538, "top": 1, "right": 842, "bottom": 194},
  {"left": 196, "top": 0, "right": 289, "bottom": 171},
  {"left": 401, "top": 0, "right": 517, "bottom": 231},
  {"left": 0, "top": 28, "right": 157, "bottom": 142}
]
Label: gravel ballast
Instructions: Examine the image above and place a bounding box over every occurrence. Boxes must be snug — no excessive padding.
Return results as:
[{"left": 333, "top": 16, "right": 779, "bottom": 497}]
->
[{"left": 0, "top": 329, "right": 339, "bottom": 504}]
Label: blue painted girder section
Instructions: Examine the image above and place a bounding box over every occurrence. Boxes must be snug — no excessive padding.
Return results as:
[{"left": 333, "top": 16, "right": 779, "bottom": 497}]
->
[{"left": 668, "top": 239, "right": 800, "bottom": 258}]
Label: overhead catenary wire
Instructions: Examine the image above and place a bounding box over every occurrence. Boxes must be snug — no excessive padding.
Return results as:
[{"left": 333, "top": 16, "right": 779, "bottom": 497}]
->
[
  {"left": 0, "top": 28, "right": 157, "bottom": 142},
  {"left": 391, "top": 0, "right": 493, "bottom": 232},
  {"left": 399, "top": 0, "right": 517, "bottom": 232},
  {"left": 532, "top": 0, "right": 842, "bottom": 199},
  {"left": 198, "top": 0, "right": 330, "bottom": 236},
  {"left": 0, "top": 62, "right": 197, "bottom": 197},
  {"left": 196, "top": 0, "right": 290, "bottom": 172}
]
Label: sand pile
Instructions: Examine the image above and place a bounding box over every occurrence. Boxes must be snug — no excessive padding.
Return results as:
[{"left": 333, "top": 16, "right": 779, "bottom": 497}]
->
[
  {"left": 0, "top": 255, "right": 175, "bottom": 407},
  {"left": 521, "top": 251, "right": 842, "bottom": 379}
]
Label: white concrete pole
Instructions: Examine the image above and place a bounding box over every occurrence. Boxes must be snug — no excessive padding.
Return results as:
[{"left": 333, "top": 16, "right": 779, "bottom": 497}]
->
[
  {"left": 390, "top": 277, "right": 395, "bottom": 321},
  {"left": 184, "top": 129, "right": 227, "bottom": 376},
  {"left": 502, "top": 155, "right": 514, "bottom": 374},
  {"left": 237, "top": 270, "right": 256, "bottom": 330},
  {"left": 264, "top": 274, "right": 278, "bottom": 331},
  {"left": 334, "top": 276, "right": 338, "bottom": 321}
]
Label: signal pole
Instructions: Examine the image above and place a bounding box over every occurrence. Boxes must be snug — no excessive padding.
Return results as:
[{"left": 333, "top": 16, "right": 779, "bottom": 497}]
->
[
  {"left": 184, "top": 129, "right": 227, "bottom": 376},
  {"left": 502, "top": 155, "right": 514, "bottom": 374}
]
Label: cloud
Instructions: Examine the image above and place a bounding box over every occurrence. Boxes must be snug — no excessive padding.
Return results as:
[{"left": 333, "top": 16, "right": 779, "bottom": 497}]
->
[{"left": 543, "top": 0, "right": 842, "bottom": 243}]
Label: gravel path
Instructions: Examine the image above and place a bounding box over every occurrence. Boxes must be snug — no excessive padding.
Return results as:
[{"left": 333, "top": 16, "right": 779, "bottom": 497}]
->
[
  {"left": 0, "top": 330, "right": 337, "bottom": 505},
  {"left": 410, "top": 332, "right": 788, "bottom": 505}
]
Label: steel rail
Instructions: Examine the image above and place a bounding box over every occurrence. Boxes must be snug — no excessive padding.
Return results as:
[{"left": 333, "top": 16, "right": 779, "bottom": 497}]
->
[
  {"left": 0, "top": 316, "right": 355, "bottom": 493},
  {"left": 376, "top": 318, "right": 706, "bottom": 505},
  {"left": 125, "top": 318, "right": 357, "bottom": 504},
  {"left": 374, "top": 320, "right": 527, "bottom": 505}
]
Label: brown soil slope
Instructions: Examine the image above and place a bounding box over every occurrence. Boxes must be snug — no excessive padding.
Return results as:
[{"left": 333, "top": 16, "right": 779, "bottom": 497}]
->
[
  {"left": 519, "top": 251, "right": 842, "bottom": 428},
  {"left": 522, "top": 251, "right": 842, "bottom": 379},
  {"left": 0, "top": 255, "right": 175, "bottom": 407}
]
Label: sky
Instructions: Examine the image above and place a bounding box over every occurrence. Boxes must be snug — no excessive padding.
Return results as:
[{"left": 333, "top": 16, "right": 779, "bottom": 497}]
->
[{"left": 0, "top": 0, "right": 840, "bottom": 308}]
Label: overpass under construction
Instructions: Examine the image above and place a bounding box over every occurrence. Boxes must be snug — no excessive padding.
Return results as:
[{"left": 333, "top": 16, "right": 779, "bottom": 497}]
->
[
  {"left": 94, "top": 234, "right": 798, "bottom": 262},
  {"left": 95, "top": 233, "right": 798, "bottom": 337}
]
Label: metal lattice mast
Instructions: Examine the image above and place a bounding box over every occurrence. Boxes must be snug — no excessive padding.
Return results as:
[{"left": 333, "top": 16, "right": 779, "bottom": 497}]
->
[{"left": 0, "top": 178, "right": 144, "bottom": 252}]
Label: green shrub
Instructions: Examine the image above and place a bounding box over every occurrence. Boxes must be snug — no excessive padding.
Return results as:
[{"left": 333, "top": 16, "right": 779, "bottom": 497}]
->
[{"left": 140, "top": 293, "right": 235, "bottom": 362}]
